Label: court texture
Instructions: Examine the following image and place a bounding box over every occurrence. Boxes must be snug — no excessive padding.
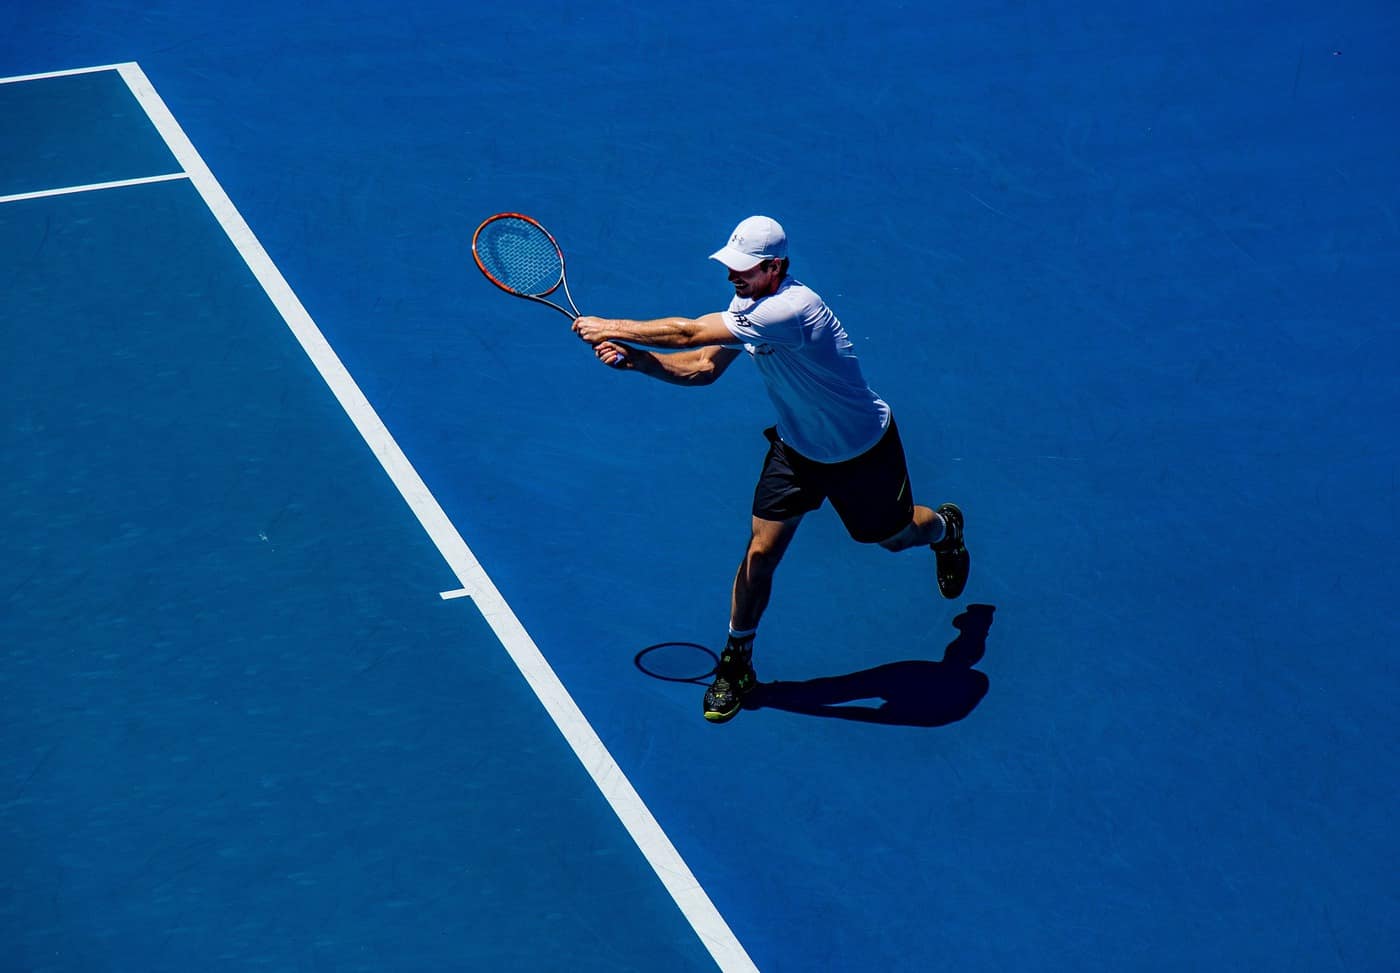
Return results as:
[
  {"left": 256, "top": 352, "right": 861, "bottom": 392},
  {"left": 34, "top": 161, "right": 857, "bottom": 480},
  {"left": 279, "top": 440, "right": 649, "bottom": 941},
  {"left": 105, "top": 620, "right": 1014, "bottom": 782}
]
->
[{"left": 3, "top": 3, "right": 1397, "bottom": 971}]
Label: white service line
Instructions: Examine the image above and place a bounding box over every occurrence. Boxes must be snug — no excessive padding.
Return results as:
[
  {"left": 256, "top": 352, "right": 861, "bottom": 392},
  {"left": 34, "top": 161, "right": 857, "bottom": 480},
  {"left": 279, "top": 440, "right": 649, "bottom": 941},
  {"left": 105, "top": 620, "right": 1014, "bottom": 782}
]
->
[
  {"left": 0, "top": 172, "right": 187, "bottom": 205},
  {"left": 107, "top": 61, "right": 757, "bottom": 973}
]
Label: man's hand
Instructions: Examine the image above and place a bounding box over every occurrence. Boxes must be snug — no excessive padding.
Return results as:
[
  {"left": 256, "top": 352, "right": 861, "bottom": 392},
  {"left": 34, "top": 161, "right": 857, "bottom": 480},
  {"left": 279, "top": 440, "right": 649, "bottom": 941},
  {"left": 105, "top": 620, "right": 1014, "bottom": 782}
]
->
[
  {"left": 572, "top": 316, "right": 612, "bottom": 345},
  {"left": 593, "top": 340, "right": 635, "bottom": 370}
]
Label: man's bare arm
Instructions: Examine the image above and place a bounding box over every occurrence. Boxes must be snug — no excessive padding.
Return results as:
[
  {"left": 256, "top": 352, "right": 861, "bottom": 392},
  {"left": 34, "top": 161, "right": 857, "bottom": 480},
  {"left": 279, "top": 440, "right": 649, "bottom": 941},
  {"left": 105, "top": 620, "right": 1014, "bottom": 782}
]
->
[
  {"left": 590, "top": 341, "right": 741, "bottom": 386},
  {"left": 573, "top": 312, "right": 735, "bottom": 349}
]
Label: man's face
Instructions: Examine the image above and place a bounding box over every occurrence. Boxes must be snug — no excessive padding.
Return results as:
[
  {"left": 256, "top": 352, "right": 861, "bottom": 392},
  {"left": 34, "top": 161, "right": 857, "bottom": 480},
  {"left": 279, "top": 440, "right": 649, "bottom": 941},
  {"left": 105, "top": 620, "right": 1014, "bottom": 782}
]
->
[{"left": 728, "top": 259, "right": 784, "bottom": 299}]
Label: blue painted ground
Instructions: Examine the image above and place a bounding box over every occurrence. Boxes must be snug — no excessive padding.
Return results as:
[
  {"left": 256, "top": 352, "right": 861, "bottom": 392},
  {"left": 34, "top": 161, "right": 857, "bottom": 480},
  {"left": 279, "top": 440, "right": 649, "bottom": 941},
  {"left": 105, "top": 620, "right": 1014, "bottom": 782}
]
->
[
  {"left": 0, "top": 99, "right": 713, "bottom": 970},
  {"left": 4, "top": 2, "right": 1399, "bottom": 970}
]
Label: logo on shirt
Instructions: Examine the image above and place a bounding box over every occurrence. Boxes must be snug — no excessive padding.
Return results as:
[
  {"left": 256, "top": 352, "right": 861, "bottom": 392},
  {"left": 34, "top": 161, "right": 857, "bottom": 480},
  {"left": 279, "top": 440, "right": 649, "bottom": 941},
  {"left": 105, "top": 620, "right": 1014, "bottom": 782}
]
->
[{"left": 734, "top": 312, "right": 777, "bottom": 355}]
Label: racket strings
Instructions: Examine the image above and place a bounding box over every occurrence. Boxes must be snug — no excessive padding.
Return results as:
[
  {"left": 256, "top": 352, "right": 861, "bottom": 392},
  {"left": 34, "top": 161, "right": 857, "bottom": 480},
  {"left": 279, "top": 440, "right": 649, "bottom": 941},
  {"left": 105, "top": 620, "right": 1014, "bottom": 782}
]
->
[{"left": 475, "top": 218, "right": 564, "bottom": 296}]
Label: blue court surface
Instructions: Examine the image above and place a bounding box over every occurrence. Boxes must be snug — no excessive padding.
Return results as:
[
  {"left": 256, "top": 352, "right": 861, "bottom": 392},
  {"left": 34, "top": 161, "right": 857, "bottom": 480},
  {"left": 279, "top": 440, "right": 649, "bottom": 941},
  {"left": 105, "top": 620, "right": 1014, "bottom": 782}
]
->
[{"left": 3, "top": 4, "right": 1398, "bottom": 971}]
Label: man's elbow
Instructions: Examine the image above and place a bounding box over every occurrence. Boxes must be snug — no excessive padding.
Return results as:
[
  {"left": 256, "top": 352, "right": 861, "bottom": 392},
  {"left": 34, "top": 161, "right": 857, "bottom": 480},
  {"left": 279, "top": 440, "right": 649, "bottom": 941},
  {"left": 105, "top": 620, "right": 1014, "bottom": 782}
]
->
[
  {"left": 677, "top": 320, "right": 711, "bottom": 348},
  {"left": 689, "top": 365, "right": 719, "bottom": 386},
  {"left": 687, "top": 356, "right": 725, "bottom": 386}
]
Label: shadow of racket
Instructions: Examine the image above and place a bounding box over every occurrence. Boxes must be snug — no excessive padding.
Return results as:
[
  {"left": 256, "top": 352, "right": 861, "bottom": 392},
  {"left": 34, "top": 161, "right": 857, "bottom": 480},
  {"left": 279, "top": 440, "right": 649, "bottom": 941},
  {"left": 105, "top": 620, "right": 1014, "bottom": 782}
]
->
[{"left": 634, "top": 642, "right": 720, "bottom": 685}]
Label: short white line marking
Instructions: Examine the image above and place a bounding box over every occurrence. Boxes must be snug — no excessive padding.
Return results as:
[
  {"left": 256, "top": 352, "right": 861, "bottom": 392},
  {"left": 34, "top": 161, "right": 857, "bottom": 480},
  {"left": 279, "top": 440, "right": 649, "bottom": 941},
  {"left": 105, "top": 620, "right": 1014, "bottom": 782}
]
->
[
  {"left": 0, "top": 172, "right": 188, "bottom": 205},
  {"left": 0, "top": 63, "right": 131, "bottom": 85},
  {"left": 439, "top": 588, "right": 473, "bottom": 601},
  {"left": 109, "top": 61, "right": 757, "bottom": 973}
]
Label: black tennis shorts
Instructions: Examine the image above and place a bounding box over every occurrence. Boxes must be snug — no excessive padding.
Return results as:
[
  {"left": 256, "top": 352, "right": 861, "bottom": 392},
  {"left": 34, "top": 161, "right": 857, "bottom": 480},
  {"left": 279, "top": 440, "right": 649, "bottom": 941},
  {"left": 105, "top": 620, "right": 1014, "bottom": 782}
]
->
[{"left": 752, "top": 419, "right": 916, "bottom": 544}]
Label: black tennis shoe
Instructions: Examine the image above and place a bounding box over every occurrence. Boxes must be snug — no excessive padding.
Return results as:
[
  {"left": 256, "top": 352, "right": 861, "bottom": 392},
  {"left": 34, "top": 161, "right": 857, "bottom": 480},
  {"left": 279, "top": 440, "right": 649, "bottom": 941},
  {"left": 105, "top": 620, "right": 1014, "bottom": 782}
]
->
[
  {"left": 703, "top": 639, "right": 756, "bottom": 723},
  {"left": 931, "top": 503, "right": 970, "bottom": 599}
]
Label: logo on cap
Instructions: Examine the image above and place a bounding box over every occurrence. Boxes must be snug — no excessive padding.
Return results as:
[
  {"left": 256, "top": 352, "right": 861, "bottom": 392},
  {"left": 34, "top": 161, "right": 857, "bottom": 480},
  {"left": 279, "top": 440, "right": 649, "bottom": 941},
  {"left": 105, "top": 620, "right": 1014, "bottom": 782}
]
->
[{"left": 708, "top": 215, "right": 788, "bottom": 271}]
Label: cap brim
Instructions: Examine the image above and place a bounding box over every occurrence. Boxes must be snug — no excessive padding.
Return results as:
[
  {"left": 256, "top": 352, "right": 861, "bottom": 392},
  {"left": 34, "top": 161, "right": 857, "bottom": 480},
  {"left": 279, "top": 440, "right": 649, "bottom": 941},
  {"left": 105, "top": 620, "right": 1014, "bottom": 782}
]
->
[{"left": 708, "top": 246, "right": 764, "bottom": 272}]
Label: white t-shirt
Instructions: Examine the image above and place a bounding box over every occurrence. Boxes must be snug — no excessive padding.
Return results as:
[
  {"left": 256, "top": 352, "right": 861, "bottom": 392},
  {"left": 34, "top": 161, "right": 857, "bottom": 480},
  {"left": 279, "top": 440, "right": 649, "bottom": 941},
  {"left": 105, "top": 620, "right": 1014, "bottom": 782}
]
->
[{"left": 722, "top": 277, "right": 890, "bottom": 463}]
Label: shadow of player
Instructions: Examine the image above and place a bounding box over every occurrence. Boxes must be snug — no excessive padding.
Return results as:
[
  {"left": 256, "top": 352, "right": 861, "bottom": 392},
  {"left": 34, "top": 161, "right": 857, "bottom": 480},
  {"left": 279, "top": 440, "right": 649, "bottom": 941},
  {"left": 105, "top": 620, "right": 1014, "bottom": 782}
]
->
[{"left": 744, "top": 604, "right": 996, "bottom": 727}]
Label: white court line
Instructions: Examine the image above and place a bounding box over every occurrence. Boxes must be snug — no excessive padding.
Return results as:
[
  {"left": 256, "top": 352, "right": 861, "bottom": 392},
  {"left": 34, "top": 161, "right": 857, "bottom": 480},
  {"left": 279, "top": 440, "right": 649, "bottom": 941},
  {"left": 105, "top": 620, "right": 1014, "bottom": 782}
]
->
[
  {"left": 0, "top": 62, "right": 132, "bottom": 85},
  {"left": 107, "top": 62, "right": 758, "bottom": 973},
  {"left": 0, "top": 172, "right": 188, "bottom": 205},
  {"left": 439, "top": 588, "right": 472, "bottom": 601}
]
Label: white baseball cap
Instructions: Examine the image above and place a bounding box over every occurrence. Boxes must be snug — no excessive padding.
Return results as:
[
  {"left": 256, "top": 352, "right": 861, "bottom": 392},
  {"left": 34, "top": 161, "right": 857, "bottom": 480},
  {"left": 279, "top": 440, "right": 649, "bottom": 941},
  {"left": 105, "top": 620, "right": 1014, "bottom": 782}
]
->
[{"left": 708, "top": 215, "right": 788, "bottom": 271}]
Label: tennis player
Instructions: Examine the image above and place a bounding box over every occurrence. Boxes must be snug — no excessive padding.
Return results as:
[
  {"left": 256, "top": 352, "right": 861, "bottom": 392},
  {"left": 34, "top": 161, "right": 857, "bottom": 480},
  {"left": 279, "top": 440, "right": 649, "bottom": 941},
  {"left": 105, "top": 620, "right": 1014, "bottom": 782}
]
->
[{"left": 572, "top": 216, "right": 969, "bottom": 723}]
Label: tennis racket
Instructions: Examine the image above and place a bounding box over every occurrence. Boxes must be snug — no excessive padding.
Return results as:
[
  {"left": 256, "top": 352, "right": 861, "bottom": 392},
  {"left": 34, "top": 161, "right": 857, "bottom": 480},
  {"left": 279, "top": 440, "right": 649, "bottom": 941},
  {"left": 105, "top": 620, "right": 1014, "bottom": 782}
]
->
[{"left": 471, "top": 213, "right": 582, "bottom": 319}]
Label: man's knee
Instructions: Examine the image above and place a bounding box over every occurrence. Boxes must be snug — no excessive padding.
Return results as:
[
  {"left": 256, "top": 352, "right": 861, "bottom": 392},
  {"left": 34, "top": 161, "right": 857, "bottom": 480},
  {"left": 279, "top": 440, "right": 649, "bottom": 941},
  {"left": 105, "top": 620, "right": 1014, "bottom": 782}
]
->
[
  {"left": 744, "top": 537, "right": 785, "bottom": 574},
  {"left": 744, "top": 519, "right": 799, "bottom": 573}
]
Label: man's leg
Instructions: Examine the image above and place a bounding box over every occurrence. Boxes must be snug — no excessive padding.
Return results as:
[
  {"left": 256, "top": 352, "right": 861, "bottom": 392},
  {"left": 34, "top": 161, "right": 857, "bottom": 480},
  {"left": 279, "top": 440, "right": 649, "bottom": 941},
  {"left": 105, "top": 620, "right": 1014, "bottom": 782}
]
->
[
  {"left": 878, "top": 504, "right": 969, "bottom": 600},
  {"left": 704, "top": 515, "right": 802, "bottom": 723},
  {"left": 731, "top": 515, "right": 804, "bottom": 633},
  {"left": 876, "top": 504, "right": 944, "bottom": 552}
]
